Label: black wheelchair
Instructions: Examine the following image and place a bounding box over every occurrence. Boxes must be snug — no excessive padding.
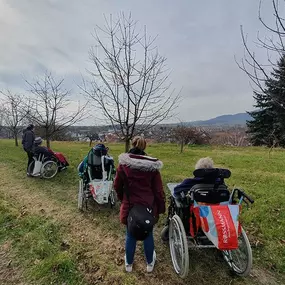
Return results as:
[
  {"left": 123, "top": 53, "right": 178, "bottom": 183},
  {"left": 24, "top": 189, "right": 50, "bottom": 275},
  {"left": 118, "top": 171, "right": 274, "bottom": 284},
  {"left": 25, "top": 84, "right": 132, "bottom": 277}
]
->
[{"left": 161, "top": 168, "right": 254, "bottom": 279}]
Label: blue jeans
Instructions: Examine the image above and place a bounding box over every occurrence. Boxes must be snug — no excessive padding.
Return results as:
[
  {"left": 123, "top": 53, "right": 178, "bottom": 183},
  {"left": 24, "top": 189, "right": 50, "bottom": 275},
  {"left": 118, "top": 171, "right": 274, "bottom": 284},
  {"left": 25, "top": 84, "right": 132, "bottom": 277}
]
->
[{"left": 125, "top": 230, "right": 154, "bottom": 264}]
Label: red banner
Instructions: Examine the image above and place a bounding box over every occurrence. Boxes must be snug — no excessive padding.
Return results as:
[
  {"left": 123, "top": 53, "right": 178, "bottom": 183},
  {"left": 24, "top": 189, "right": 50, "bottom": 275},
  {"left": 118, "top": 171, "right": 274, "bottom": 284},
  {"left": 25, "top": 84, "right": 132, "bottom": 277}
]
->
[{"left": 211, "top": 206, "right": 238, "bottom": 250}]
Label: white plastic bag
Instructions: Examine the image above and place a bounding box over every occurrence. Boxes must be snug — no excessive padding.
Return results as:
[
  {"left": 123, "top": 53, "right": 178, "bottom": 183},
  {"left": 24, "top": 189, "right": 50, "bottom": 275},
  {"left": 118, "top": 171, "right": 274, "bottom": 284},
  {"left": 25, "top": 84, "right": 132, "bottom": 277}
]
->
[
  {"left": 32, "top": 160, "right": 42, "bottom": 175},
  {"left": 89, "top": 180, "right": 113, "bottom": 204}
]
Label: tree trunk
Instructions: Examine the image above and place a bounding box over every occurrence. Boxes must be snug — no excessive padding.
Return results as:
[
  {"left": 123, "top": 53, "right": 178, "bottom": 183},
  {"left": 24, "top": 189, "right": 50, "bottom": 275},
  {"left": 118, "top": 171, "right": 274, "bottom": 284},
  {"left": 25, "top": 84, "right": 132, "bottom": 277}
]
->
[
  {"left": 180, "top": 140, "right": 184, "bottom": 153},
  {"left": 46, "top": 138, "right": 51, "bottom": 149},
  {"left": 13, "top": 129, "right": 19, "bottom": 146},
  {"left": 89, "top": 139, "right": 92, "bottom": 147},
  {"left": 14, "top": 136, "right": 18, "bottom": 147},
  {"left": 125, "top": 137, "right": 130, "bottom": 153},
  {"left": 45, "top": 128, "right": 51, "bottom": 148}
]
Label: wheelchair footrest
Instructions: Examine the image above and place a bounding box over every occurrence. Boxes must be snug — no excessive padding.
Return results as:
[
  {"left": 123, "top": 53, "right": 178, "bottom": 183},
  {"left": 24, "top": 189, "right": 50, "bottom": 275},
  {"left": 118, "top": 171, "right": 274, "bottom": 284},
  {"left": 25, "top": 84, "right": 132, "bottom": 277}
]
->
[{"left": 187, "top": 236, "right": 215, "bottom": 248}]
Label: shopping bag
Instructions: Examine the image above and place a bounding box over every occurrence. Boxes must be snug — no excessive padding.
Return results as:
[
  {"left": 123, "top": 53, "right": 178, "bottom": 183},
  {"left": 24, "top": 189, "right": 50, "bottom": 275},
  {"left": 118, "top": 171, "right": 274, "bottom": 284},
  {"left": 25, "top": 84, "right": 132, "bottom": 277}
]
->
[
  {"left": 32, "top": 161, "right": 42, "bottom": 175},
  {"left": 89, "top": 180, "right": 113, "bottom": 204}
]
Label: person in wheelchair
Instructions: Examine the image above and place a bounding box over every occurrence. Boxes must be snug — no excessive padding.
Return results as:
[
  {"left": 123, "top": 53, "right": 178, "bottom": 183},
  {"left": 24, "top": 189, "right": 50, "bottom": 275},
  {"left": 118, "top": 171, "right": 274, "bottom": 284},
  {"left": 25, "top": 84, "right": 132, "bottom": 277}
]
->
[
  {"left": 174, "top": 157, "right": 225, "bottom": 199},
  {"left": 78, "top": 143, "right": 115, "bottom": 182},
  {"left": 161, "top": 158, "right": 231, "bottom": 243},
  {"left": 163, "top": 159, "right": 253, "bottom": 279},
  {"left": 27, "top": 137, "right": 55, "bottom": 176},
  {"left": 33, "top": 137, "right": 53, "bottom": 160}
]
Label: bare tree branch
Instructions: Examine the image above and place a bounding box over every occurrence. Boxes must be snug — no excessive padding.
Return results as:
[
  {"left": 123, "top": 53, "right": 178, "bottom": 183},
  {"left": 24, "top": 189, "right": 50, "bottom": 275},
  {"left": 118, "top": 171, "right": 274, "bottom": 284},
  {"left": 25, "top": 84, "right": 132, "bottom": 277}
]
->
[
  {"left": 80, "top": 13, "right": 181, "bottom": 151},
  {"left": 25, "top": 72, "right": 88, "bottom": 148},
  {"left": 238, "top": 0, "right": 285, "bottom": 109}
]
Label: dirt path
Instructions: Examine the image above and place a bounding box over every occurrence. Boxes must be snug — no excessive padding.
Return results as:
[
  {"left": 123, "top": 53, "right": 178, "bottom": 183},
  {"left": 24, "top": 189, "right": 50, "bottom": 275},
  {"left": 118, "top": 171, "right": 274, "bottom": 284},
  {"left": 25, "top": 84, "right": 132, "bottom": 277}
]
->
[
  {"left": 0, "top": 242, "right": 28, "bottom": 285},
  {"left": 0, "top": 165, "right": 281, "bottom": 285}
]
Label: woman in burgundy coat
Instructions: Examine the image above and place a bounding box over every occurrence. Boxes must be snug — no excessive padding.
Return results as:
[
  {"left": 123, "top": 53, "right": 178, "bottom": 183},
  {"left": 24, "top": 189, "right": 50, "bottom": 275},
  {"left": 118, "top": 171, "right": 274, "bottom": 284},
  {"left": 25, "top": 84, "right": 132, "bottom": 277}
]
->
[{"left": 114, "top": 136, "right": 166, "bottom": 273}]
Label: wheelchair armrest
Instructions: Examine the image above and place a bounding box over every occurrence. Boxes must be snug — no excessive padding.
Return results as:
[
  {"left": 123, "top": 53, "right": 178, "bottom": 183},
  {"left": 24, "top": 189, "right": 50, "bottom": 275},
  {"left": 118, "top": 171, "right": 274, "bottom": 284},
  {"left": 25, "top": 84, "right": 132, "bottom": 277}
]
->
[{"left": 173, "top": 194, "right": 190, "bottom": 208}]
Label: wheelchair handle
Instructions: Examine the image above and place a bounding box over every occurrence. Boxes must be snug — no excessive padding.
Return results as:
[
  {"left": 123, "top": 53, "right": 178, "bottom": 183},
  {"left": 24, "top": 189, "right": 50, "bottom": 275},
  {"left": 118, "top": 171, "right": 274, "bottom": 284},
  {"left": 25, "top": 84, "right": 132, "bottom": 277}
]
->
[{"left": 239, "top": 189, "right": 254, "bottom": 204}]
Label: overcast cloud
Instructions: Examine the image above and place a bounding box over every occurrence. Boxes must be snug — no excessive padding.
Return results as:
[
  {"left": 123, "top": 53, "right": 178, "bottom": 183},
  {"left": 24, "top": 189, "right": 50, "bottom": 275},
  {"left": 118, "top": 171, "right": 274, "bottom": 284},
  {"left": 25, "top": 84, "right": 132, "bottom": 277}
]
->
[{"left": 0, "top": 0, "right": 276, "bottom": 124}]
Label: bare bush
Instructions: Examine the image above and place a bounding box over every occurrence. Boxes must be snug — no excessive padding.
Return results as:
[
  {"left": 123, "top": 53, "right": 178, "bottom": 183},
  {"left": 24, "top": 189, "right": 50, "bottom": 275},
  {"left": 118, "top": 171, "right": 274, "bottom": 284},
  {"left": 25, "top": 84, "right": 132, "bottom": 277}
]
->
[
  {"left": 172, "top": 125, "right": 210, "bottom": 153},
  {"left": 210, "top": 127, "right": 249, "bottom": 146}
]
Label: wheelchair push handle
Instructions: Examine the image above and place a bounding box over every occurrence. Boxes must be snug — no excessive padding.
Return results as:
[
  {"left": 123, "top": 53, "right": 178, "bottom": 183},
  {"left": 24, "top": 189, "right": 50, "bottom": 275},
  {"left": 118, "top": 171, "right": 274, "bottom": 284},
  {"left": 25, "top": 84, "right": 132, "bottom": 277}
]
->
[
  {"left": 243, "top": 193, "right": 254, "bottom": 204},
  {"left": 236, "top": 188, "right": 254, "bottom": 204},
  {"left": 243, "top": 192, "right": 254, "bottom": 204}
]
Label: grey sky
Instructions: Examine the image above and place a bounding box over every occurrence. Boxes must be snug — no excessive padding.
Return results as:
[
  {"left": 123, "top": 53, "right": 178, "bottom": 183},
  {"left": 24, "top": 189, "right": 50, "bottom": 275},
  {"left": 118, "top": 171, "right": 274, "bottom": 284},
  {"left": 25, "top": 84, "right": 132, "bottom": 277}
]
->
[{"left": 0, "top": 0, "right": 276, "bottom": 124}]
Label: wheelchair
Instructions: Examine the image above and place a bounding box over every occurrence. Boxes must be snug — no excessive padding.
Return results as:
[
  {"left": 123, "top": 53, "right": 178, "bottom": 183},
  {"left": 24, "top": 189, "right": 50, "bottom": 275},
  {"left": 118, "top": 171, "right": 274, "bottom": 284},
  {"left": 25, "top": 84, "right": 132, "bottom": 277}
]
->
[
  {"left": 28, "top": 152, "right": 67, "bottom": 179},
  {"left": 161, "top": 168, "right": 254, "bottom": 279},
  {"left": 77, "top": 153, "right": 116, "bottom": 211}
]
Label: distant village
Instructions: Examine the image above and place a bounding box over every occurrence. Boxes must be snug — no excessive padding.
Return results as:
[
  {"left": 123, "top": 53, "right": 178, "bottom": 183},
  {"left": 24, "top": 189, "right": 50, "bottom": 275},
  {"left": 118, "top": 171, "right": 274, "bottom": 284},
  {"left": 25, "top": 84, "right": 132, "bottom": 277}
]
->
[{"left": 0, "top": 123, "right": 250, "bottom": 147}]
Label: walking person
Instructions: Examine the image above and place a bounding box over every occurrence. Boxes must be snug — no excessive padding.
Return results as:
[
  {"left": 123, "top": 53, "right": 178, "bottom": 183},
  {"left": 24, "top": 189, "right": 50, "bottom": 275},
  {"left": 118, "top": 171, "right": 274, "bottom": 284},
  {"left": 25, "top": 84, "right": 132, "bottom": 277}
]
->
[
  {"left": 22, "top": 124, "right": 35, "bottom": 176},
  {"left": 114, "top": 136, "right": 166, "bottom": 273}
]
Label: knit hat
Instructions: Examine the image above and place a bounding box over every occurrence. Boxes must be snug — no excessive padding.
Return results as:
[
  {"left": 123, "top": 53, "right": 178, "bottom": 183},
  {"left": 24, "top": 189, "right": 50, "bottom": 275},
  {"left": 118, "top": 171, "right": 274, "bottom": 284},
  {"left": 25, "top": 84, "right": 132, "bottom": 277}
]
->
[{"left": 34, "top": 137, "right": 43, "bottom": 145}]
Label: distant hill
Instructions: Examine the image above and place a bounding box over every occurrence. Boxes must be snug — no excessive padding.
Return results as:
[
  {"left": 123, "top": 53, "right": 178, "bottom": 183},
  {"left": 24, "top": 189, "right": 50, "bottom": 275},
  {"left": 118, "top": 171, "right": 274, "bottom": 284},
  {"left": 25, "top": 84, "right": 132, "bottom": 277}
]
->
[
  {"left": 186, "top": 112, "right": 252, "bottom": 126},
  {"left": 67, "top": 113, "right": 252, "bottom": 130}
]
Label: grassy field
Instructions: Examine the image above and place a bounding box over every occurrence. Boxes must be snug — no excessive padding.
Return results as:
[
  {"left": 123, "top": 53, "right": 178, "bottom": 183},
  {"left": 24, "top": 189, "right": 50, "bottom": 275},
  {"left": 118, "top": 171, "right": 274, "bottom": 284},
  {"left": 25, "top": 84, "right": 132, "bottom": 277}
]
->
[{"left": 0, "top": 139, "right": 284, "bottom": 285}]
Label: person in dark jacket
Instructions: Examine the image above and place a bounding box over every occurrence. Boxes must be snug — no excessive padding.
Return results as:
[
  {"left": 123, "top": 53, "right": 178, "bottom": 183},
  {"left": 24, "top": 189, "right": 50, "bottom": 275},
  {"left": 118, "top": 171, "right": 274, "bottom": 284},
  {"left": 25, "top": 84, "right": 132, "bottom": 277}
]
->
[
  {"left": 114, "top": 136, "right": 165, "bottom": 273},
  {"left": 22, "top": 124, "right": 35, "bottom": 175}
]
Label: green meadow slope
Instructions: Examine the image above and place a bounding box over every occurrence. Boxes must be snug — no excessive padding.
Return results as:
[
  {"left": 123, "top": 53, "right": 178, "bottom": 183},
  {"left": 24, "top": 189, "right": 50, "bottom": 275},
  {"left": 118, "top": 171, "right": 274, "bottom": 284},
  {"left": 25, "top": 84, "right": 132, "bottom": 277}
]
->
[{"left": 0, "top": 140, "right": 284, "bottom": 285}]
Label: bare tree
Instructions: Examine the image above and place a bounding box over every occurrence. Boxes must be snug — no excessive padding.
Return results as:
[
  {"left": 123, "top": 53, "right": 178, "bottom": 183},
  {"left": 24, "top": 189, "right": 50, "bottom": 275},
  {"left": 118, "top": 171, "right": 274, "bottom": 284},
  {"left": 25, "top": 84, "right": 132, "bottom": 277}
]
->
[
  {"left": 210, "top": 127, "right": 248, "bottom": 147},
  {"left": 172, "top": 125, "right": 190, "bottom": 153},
  {"left": 84, "top": 126, "right": 100, "bottom": 146},
  {"left": 26, "top": 73, "right": 87, "bottom": 148},
  {"left": 172, "top": 125, "right": 209, "bottom": 153},
  {"left": 1, "top": 90, "right": 30, "bottom": 146},
  {"left": 237, "top": 0, "right": 285, "bottom": 107},
  {"left": 81, "top": 13, "right": 180, "bottom": 152},
  {"left": 0, "top": 106, "right": 4, "bottom": 132}
]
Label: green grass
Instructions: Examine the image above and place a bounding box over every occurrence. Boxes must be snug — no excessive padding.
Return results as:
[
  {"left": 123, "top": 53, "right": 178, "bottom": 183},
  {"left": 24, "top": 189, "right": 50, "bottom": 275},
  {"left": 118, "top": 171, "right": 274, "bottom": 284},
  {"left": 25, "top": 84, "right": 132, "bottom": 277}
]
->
[
  {"left": 0, "top": 139, "right": 284, "bottom": 284},
  {"left": 0, "top": 194, "right": 86, "bottom": 285}
]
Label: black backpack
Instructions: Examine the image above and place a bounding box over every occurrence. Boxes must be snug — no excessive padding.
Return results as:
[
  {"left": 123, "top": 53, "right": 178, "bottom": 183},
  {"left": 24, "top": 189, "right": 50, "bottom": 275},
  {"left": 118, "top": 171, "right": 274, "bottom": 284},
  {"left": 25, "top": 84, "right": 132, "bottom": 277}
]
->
[
  {"left": 121, "top": 168, "right": 155, "bottom": 241},
  {"left": 127, "top": 204, "right": 155, "bottom": 241}
]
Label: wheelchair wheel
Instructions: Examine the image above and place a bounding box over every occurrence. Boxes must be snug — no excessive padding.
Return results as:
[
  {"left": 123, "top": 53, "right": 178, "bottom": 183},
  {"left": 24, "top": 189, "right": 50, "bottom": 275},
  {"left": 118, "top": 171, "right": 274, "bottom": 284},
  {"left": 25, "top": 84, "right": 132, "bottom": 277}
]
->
[
  {"left": 41, "top": 161, "right": 58, "bottom": 179},
  {"left": 78, "top": 180, "right": 86, "bottom": 211},
  {"left": 108, "top": 189, "right": 116, "bottom": 208},
  {"left": 222, "top": 227, "right": 252, "bottom": 277},
  {"left": 169, "top": 214, "right": 189, "bottom": 279}
]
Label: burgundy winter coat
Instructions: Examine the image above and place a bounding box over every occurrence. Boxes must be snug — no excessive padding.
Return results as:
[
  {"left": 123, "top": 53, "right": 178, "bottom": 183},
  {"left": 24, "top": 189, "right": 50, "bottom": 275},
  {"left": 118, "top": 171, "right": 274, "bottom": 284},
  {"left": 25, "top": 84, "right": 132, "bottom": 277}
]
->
[{"left": 114, "top": 153, "right": 166, "bottom": 225}]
